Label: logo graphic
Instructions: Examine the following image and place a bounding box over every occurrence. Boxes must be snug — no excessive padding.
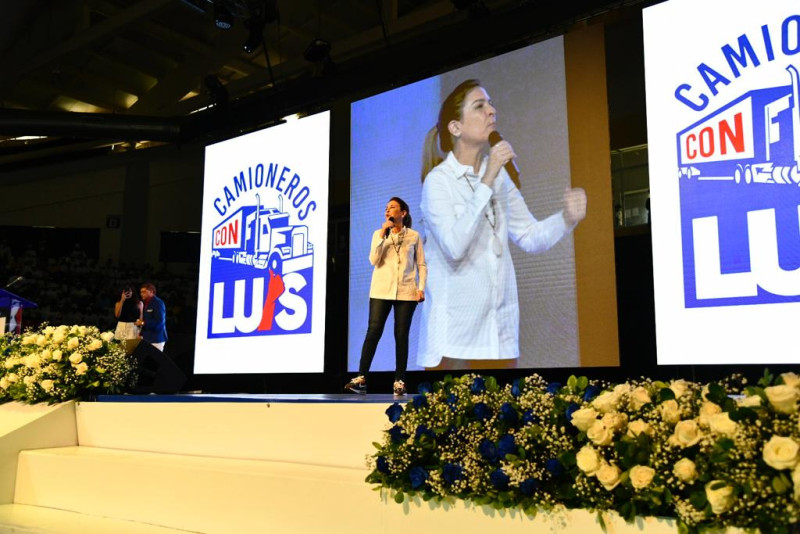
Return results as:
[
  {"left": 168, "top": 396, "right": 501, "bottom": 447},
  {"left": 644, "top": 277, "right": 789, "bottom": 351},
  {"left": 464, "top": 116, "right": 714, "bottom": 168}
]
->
[
  {"left": 677, "top": 64, "right": 800, "bottom": 307},
  {"left": 208, "top": 191, "right": 314, "bottom": 338}
]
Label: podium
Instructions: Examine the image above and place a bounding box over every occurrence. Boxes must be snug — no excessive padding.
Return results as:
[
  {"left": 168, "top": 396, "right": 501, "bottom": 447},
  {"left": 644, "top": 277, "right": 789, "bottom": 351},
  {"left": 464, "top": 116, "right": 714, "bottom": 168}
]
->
[{"left": 0, "top": 289, "right": 37, "bottom": 334}]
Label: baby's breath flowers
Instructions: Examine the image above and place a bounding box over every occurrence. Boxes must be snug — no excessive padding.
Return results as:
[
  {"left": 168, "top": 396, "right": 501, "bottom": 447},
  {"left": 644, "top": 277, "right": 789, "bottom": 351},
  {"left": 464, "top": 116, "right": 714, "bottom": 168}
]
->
[{"left": 366, "top": 370, "right": 800, "bottom": 533}]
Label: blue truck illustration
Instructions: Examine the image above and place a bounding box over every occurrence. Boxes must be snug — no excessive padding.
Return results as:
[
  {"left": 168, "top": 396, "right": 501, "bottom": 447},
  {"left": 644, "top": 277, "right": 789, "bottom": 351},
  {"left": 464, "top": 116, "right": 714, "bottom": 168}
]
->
[
  {"left": 211, "top": 194, "right": 313, "bottom": 275},
  {"left": 677, "top": 65, "right": 800, "bottom": 185}
]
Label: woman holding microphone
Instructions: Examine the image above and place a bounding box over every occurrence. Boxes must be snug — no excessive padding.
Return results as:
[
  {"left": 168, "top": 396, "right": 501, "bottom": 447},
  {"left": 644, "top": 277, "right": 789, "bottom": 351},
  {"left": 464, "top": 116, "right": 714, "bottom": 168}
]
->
[{"left": 345, "top": 197, "right": 426, "bottom": 396}]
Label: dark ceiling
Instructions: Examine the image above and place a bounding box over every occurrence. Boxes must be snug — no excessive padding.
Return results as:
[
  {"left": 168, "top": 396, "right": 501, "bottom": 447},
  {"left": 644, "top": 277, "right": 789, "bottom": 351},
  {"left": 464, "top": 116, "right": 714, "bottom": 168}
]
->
[{"left": 0, "top": 0, "right": 637, "bottom": 171}]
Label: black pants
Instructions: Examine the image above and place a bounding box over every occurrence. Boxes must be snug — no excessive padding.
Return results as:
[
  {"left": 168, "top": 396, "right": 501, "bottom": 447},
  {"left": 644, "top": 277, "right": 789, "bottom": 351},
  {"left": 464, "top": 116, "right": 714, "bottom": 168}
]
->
[{"left": 358, "top": 298, "right": 418, "bottom": 381}]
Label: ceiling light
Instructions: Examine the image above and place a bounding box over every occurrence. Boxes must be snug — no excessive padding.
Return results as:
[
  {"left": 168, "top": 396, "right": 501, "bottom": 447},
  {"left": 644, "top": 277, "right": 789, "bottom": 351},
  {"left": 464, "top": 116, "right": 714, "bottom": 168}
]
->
[
  {"left": 214, "top": 1, "right": 233, "bottom": 30},
  {"left": 303, "top": 39, "right": 331, "bottom": 63}
]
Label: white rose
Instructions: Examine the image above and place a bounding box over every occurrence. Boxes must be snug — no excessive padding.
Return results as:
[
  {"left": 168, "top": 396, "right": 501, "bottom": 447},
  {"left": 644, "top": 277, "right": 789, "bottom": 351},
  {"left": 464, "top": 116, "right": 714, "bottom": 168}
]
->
[
  {"left": 670, "top": 379, "right": 690, "bottom": 399},
  {"left": 601, "top": 412, "right": 628, "bottom": 432},
  {"left": 0, "top": 377, "right": 8, "bottom": 389},
  {"left": 673, "top": 458, "right": 698, "bottom": 483},
  {"left": 660, "top": 399, "right": 681, "bottom": 424},
  {"left": 74, "top": 362, "right": 89, "bottom": 375},
  {"left": 592, "top": 391, "right": 622, "bottom": 414},
  {"left": 629, "top": 387, "right": 652, "bottom": 411},
  {"left": 21, "top": 335, "right": 36, "bottom": 345},
  {"left": 40, "top": 349, "right": 51, "bottom": 360},
  {"left": 587, "top": 420, "right": 614, "bottom": 446},
  {"left": 669, "top": 420, "right": 704, "bottom": 448},
  {"left": 793, "top": 465, "right": 800, "bottom": 503},
  {"left": 87, "top": 339, "right": 103, "bottom": 351},
  {"left": 100, "top": 332, "right": 115, "bottom": 343},
  {"left": 6, "top": 373, "right": 18, "bottom": 383},
  {"left": 708, "top": 412, "right": 738, "bottom": 437},
  {"left": 23, "top": 355, "right": 41, "bottom": 368},
  {"left": 698, "top": 401, "right": 722, "bottom": 428},
  {"left": 596, "top": 462, "right": 621, "bottom": 491},
  {"left": 762, "top": 436, "right": 799, "bottom": 471},
  {"left": 43, "top": 326, "right": 55, "bottom": 336},
  {"left": 52, "top": 332, "right": 65, "bottom": 344},
  {"left": 781, "top": 372, "right": 800, "bottom": 389},
  {"left": 627, "top": 419, "right": 654, "bottom": 438},
  {"left": 40, "top": 379, "right": 54, "bottom": 392},
  {"left": 69, "top": 352, "right": 83, "bottom": 364},
  {"left": 765, "top": 385, "right": 799, "bottom": 415},
  {"left": 571, "top": 407, "right": 598, "bottom": 432},
  {"left": 52, "top": 350, "right": 63, "bottom": 361},
  {"left": 23, "top": 375, "right": 36, "bottom": 385},
  {"left": 736, "top": 395, "right": 762, "bottom": 408},
  {"left": 705, "top": 481, "right": 735, "bottom": 514},
  {"left": 629, "top": 465, "right": 656, "bottom": 489},
  {"left": 576, "top": 445, "right": 602, "bottom": 476},
  {"left": 78, "top": 326, "right": 88, "bottom": 336},
  {"left": 66, "top": 337, "right": 80, "bottom": 350},
  {"left": 35, "top": 334, "right": 48, "bottom": 346}
]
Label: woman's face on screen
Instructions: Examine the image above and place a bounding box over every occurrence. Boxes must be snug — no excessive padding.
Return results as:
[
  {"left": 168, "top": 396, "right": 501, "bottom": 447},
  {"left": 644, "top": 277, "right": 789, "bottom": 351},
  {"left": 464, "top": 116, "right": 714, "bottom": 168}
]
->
[
  {"left": 453, "top": 86, "right": 496, "bottom": 147},
  {"left": 385, "top": 200, "right": 406, "bottom": 223}
]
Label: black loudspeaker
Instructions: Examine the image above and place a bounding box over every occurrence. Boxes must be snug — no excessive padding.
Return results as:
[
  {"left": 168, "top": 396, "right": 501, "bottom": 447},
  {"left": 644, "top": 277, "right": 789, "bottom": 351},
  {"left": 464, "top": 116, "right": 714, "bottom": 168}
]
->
[{"left": 131, "top": 342, "right": 187, "bottom": 394}]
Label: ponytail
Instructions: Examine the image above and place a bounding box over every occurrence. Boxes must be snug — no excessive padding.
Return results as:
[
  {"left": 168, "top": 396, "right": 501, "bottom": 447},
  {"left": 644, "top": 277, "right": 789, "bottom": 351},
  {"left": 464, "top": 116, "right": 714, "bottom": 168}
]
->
[{"left": 420, "top": 126, "right": 444, "bottom": 183}]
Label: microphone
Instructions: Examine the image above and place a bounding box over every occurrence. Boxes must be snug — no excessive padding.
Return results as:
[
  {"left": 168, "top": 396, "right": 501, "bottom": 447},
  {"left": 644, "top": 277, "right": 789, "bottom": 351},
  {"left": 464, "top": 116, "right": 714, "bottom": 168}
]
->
[
  {"left": 488, "top": 131, "right": 521, "bottom": 189},
  {"left": 384, "top": 217, "right": 396, "bottom": 238}
]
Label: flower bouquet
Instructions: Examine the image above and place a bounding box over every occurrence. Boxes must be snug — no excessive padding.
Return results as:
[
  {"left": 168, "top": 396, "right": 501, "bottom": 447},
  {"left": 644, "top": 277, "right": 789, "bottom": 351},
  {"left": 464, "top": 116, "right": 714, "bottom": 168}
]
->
[
  {"left": 367, "top": 371, "right": 800, "bottom": 533},
  {"left": 0, "top": 324, "right": 137, "bottom": 404}
]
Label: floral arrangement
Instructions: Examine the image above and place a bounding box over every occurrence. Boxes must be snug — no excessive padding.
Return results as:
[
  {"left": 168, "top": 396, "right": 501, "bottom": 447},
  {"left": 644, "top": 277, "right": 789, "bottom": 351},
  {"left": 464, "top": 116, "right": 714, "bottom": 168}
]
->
[
  {"left": 366, "top": 371, "right": 800, "bottom": 533},
  {"left": 0, "top": 324, "right": 137, "bottom": 404}
]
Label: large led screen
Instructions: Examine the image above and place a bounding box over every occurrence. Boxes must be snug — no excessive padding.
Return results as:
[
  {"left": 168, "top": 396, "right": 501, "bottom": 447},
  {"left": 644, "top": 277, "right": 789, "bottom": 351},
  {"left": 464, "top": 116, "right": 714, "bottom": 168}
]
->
[
  {"left": 644, "top": 0, "right": 800, "bottom": 364},
  {"left": 194, "top": 112, "right": 330, "bottom": 373},
  {"left": 348, "top": 37, "right": 585, "bottom": 372}
]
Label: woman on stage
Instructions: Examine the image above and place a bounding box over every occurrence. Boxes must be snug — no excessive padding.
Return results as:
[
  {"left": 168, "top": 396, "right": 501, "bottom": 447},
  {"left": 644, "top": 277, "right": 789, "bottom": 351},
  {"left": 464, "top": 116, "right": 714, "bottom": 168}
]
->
[
  {"left": 418, "top": 79, "right": 587, "bottom": 370},
  {"left": 114, "top": 284, "right": 142, "bottom": 354},
  {"left": 345, "top": 197, "right": 426, "bottom": 396}
]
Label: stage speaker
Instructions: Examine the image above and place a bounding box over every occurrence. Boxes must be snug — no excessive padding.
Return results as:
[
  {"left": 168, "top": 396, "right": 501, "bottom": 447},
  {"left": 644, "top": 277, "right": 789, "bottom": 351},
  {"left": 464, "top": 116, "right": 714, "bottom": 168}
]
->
[{"left": 131, "top": 342, "right": 187, "bottom": 394}]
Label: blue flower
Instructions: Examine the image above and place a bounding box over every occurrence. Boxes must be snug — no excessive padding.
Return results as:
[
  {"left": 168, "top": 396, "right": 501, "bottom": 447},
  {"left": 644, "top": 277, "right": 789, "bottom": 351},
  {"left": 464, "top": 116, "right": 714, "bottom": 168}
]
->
[
  {"left": 499, "top": 402, "right": 518, "bottom": 425},
  {"left": 409, "top": 466, "right": 429, "bottom": 489},
  {"left": 583, "top": 384, "right": 602, "bottom": 402},
  {"left": 415, "top": 425, "right": 435, "bottom": 440},
  {"left": 519, "top": 478, "right": 540, "bottom": 496},
  {"left": 442, "top": 463, "right": 463, "bottom": 485},
  {"left": 490, "top": 468, "right": 510, "bottom": 490},
  {"left": 478, "top": 438, "right": 498, "bottom": 463},
  {"left": 521, "top": 410, "right": 538, "bottom": 425},
  {"left": 565, "top": 402, "right": 580, "bottom": 423},
  {"left": 471, "top": 377, "right": 486, "bottom": 394},
  {"left": 412, "top": 394, "right": 428, "bottom": 409},
  {"left": 388, "top": 425, "right": 408, "bottom": 444},
  {"left": 446, "top": 393, "right": 458, "bottom": 409},
  {"left": 385, "top": 403, "right": 403, "bottom": 423},
  {"left": 511, "top": 378, "right": 522, "bottom": 397},
  {"left": 376, "top": 456, "right": 390, "bottom": 474},
  {"left": 546, "top": 382, "right": 562, "bottom": 395},
  {"left": 473, "top": 402, "right": 491, "bottom": 421},
  {"left": 545, "top": 458, "right": 564, "bottom": 477},
  {"left": 417, "top": 382, "right": 432, "bottom": 394},
  {"left": 496, "top": 434, "right": 516, "bottom": 458}
]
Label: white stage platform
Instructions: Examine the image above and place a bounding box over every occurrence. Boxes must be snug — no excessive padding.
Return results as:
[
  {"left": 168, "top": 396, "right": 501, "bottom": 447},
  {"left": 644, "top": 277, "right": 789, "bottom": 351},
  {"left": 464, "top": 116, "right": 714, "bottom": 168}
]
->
[{"left": 0, "top": 395, "right": 713, "bottom": 534}]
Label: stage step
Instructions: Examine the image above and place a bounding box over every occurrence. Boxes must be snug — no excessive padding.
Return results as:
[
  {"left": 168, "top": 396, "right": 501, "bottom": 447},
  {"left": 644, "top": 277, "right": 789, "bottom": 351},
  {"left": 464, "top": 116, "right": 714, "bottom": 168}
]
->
[
  {"left": 14, "top": 446, "right": 377, "bottom": 534},
  {"left": 0, "top": 503, "right": 194, "bottom": 534},
  {"left": 75, "top": 400, "right": 390, "bottom": 468}
]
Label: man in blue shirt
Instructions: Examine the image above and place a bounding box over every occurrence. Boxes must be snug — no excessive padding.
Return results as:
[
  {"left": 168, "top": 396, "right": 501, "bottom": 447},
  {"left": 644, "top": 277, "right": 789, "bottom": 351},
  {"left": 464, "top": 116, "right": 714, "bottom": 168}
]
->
[{"left": 136, "top": 283, "right": 168, "bottom": 351}]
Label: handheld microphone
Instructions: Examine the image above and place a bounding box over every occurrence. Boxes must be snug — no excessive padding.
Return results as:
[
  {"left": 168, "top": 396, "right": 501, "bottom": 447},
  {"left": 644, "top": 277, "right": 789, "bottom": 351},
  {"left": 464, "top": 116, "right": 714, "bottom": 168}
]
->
[
  {"left": 384, "top": 216, "right": 396, "bottom": 238},
  {"left": 488, "top": 131, "right": 521, "bottom": 189}
]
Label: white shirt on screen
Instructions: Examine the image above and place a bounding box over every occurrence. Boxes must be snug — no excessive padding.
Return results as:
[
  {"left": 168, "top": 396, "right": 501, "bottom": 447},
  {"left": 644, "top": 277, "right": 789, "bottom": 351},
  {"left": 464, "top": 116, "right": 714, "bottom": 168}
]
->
[
  {"left": 417, "top": 151, "right": 572, "bottom": 367},
  {"left": 368, "top": 227, "right": 427, "bottom": 301}
]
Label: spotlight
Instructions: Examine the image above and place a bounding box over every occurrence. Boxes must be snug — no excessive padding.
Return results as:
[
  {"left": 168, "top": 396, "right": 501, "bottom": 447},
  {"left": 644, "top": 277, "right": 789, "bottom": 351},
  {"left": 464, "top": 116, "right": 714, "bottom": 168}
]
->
[
  {"left": 303, "top": 39, "right": 331, "bottom": 63},
  {"left": 213, "top": 0, "right": 233, "bottom": 30},
  {"left": 243, "top": 17, "right": 264, "bottom": 53}
]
